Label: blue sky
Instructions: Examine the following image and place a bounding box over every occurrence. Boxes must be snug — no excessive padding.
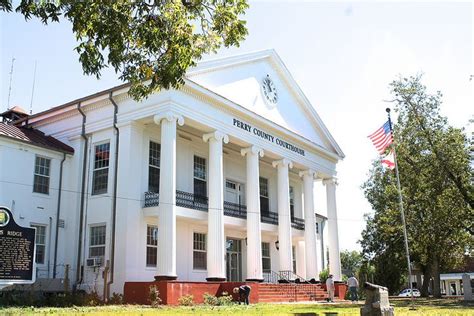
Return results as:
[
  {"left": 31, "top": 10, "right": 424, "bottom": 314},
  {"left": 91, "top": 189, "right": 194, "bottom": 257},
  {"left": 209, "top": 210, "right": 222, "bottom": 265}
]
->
[{"left": 1, "top": 1, "right": 472, "bottom": 251}]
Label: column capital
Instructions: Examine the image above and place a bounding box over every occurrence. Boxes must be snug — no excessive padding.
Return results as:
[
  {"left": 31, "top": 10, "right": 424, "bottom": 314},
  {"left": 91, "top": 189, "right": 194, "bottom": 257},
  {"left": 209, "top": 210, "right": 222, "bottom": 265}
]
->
[
  {"left": 153, "top": 112, "right": 184, "bottom": 126},
  {"left": 241, "top": 146, "right": 264, "bottom": 158},
  {"left": 299, "top": 169, "right": 317, "bottom": 179},
  {"left": 323, "top": 177, "right": 338, "bottom": 186},
  {"left": 272, "top": 158, "right": 293, "bottom": 169},
  {"left": 203, "top": 131, "right": 229, "bottom": 144}
]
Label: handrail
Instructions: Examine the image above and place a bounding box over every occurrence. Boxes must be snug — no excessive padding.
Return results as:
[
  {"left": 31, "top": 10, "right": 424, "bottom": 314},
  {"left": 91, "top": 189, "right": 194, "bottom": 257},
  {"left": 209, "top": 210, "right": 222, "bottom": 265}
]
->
[
  {"left": 291, "top": 217, "right": 305, "bottom": 230},
  {"left": 176, "top": 190, "right": 208, "bottom": 211},
  {"left": 223, "top": 201, "right": 247, "bottom": 219},
  {"left": 261, "top": 211, "right": 279, "bottom": 225},
  {"left": 143, "top": 192, "right": 305, "bottom": 231},
  {"left": 263, "top": 270, "right": 280, "bottom": 283}
]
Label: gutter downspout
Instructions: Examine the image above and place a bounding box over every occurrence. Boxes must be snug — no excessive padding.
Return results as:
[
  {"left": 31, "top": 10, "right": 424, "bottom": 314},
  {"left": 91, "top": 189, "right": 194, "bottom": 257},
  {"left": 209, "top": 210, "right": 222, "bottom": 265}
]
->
[
  {"left": 76, "top": 103, "right": 87, "bottom": 285},
  {"left": 107, "top": 92, "right": 119, "bottom": 299},
  {"left": 53, "top": 152, "right": 66, "bottom": 278}
]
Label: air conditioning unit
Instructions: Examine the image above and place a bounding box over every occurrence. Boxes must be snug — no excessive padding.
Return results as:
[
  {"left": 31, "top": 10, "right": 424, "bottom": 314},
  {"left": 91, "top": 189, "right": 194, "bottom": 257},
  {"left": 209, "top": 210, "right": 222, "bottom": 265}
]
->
[{"left": 86, "top": 257, "right": 103, "bottom": 267}]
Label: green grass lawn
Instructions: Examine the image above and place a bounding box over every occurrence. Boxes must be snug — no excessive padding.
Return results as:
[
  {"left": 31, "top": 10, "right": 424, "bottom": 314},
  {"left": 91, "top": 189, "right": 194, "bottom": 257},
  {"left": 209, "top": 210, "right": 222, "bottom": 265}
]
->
[{"left": 1, "top": 298, "right": 473, "bottom": 315}]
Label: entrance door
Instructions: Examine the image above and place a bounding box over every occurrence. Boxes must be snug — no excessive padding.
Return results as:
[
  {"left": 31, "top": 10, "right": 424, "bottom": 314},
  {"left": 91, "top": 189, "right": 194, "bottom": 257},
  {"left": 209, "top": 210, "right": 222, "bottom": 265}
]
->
[
  {"left": 226, "top": 238, "right": 242, "bottom": 281},
  {"left": 225, "top": 180, "right": 244, "bottom": 205}
]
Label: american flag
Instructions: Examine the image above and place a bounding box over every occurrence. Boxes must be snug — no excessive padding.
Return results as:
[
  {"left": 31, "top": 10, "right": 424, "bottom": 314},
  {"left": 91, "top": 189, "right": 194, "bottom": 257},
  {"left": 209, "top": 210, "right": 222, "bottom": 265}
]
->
[{"left": 368, "top": 121, "right": 393, "bottom": 154}]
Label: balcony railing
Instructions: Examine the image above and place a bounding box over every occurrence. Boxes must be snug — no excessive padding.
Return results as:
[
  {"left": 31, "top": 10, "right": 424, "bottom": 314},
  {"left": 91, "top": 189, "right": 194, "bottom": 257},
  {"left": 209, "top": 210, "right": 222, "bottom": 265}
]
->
[
  {"left": 176, "top": 190, "right": 208, "bottom": 211},
  {"left": 223, "top": 201, "right": 247, "bottom": 219},
  {"left": 144, "top": 191, "right": 160, "bottom": 207},
  {"left": 144, "top": 191, "right": 305, "bottom": 230},
  {"left": 291, "top": 217, "right": 305, "bottom": 230},
  {"left": 261, "top": 211, "right": 279, "bottom": 225}
]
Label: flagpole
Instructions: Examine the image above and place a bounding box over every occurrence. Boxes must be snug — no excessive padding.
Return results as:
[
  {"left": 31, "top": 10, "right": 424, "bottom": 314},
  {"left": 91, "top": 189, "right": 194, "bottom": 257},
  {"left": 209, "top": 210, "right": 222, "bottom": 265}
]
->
[{"left": 386, "top": 108, "right": 415, "bottom": 307}]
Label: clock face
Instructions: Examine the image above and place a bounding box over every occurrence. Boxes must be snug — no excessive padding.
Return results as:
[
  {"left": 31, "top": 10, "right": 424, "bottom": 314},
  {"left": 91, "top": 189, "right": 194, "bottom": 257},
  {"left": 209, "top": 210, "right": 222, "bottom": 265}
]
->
[{"left": 262, "top": 75, "right": 278, "bottom": 106}]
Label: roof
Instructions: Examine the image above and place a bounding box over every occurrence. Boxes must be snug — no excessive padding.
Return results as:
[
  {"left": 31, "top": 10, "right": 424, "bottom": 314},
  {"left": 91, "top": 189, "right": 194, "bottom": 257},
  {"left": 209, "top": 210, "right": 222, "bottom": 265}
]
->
[
  {"left": 0, "top": 105, "right": 28, "bottom": 115},
  {"left": 0, "top": 122, "right": 74, "bottom": 154},
  {"left": 188, "top": 49, "right": 345, "bottom": 159}
]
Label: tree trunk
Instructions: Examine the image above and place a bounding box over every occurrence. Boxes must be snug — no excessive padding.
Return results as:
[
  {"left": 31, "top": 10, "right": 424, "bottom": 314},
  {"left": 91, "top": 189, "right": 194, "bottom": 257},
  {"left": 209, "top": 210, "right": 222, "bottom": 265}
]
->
[
  {"left": 420, "top": 267, "right": 431, "bottom": 297},
  {"left": 431, "top": 257, "right": 441, "bottom": 298}
]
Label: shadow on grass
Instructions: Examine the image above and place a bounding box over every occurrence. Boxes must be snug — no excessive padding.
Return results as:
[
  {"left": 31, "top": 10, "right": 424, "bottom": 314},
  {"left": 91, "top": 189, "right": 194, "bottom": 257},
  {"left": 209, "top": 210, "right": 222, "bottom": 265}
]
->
[{"left": 387, "top": 298, "right": 474, "bottom": 309}]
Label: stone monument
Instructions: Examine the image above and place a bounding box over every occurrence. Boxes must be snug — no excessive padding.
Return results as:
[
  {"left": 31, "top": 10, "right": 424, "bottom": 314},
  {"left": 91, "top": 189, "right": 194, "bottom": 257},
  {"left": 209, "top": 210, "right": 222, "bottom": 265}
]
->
[{"left": 360, "top": 282, "right": 394, "bottom": 316}]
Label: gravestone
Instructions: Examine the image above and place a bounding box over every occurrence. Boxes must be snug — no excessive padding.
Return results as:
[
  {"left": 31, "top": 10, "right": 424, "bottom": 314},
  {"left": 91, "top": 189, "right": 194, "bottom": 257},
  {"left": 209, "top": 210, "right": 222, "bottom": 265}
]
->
[
  {"left": 0, "top": 206, "right": 36, "bottom": 285},
  {"left": 462, "top": 274, "right": 473, "bottom": 301},
  {"left": 360, "top": 282, "right": 394, "bottom": 316}
]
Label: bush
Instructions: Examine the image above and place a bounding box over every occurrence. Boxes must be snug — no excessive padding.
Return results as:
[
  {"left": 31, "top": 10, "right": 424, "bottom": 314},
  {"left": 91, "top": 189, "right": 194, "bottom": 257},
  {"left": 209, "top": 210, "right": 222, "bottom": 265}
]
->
[
  {"left": 148, "top": 285, "right": 162, "bottom": 307},
  {"left": 178, "top": 294, "right": 194, "bottom": 306},
  {"left": 319, "top": 268, "right": 329, "bottom": 284},
  {"left": 108, "top": 292, "right": 123, "bottom": 305},
  {"left": 84, "top": 291, "right": 103, "bottom": 306},
  {"left": 202, "top": 292, "right": 218, "bottom": 306},
  {"left": 217, "top": 291, "right": 233, "bottom": 306}
]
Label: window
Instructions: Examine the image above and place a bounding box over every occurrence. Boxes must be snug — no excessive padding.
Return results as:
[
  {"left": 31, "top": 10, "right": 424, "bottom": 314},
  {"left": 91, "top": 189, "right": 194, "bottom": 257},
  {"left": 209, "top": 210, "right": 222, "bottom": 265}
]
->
[
  {"left": 146, "top": 225, "right": 158, "bottom": 267},
  {"left": 92, "top": 143, "right": 110, "bottom": 195},
  {"left": 89, "top": 225, "right": 106, "bottom": 258},
  {"left": 289, "top": 186, "right": 295, "bottom": 219},
  {"left": 292, "top": 246, "right": 296, "bottom": 273},
  {"left": 193, "top": 156, "right": 207, "bottom": 197},
  {"left": 148, "top": 141, "right": 160, "bottom": 193},
  {"left": 33, "top": 156, "right": 51, "bottom": 194},
  {"left": 193, "top": 232, "right": 207, "bottom": 270},
  {"left": 259, "top": 177, "right": 269, "bottom": 215},
  {"left": 31, "top": 224, "right": 46, "bottom": 264},
  {"left": 262, "top": 242, "right": 271, "bottom": 273}
]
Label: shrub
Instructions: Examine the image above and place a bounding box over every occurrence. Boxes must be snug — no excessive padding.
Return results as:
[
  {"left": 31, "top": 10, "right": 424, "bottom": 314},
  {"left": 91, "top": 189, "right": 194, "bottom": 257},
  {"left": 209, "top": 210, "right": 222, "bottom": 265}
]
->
[
  {"left": 84, "top": 291, "right": 103, "bottom": 306},
  {"left": 217, "top": 291, "right": 233, "bottom": 306},
  {"left": 319, "top": 268, "right": 329, "bottom": 284},
  {"left": 148, "top": 285, "right": 162, "bottom": 307},
  {"left": 202, "top": 292, "right": 218, "bottom": 305},
  {"left": 108, "top": 292, "right": 123, "bottom": 305},
  {"left": 178, "top": 294, "right": 194, "bottom": 306}
]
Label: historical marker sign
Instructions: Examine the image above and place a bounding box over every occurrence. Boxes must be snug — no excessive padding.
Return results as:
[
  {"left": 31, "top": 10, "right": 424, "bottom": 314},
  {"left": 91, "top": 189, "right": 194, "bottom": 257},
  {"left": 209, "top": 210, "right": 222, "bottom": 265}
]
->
[{"left": 0, "top": 206, "right": 36, "bottom": 284}]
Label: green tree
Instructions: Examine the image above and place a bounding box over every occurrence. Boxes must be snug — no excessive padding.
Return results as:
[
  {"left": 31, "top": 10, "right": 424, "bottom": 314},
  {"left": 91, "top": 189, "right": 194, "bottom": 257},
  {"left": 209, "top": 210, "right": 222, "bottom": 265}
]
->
[
  {"left": 340, "top": 250, "right": 363, "bottom": 276},
  {"left": 0, "top": 0, "right": 248, "bottom": 100},
  {"left": 361, "top": 75, "right": 473, "bottom": 297}
]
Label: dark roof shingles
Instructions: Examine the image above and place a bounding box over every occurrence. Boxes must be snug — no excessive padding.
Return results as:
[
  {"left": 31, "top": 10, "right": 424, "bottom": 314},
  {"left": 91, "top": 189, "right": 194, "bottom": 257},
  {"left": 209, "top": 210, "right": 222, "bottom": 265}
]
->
[{"left": 0, "top": 123, "right": 74, "bottom": 154}]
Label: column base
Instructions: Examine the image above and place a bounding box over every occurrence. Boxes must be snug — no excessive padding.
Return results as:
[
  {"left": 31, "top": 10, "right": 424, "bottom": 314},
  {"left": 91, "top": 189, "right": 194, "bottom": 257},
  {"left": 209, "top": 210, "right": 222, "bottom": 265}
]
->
[
  {"left": 154, "top": 275, "right": 178, "bottom": 281},
  {"left": 206, "top": 277, "right": 226, "bottom": 282},
  {"left": 245, "top": 278, "right": 264, "bottom": 282}
]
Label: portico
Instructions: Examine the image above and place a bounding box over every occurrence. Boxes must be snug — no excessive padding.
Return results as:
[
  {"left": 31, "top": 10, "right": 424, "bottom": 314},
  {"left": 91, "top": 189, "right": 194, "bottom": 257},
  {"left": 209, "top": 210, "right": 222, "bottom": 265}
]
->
[{"left": 141, "top": 105, "right": 342, "bottom": 283}]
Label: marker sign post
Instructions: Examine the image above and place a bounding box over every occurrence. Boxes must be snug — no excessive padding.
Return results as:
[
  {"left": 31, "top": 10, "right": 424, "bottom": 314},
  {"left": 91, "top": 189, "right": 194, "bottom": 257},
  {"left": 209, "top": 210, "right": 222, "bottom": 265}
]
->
[{"left": 0, "top": 206, "right": 36, "bottom": 285}]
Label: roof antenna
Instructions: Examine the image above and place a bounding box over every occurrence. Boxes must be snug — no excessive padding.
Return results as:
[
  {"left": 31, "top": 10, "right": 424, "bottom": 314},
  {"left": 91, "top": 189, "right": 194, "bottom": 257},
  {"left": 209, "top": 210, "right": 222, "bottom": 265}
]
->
[
  {"left": 29, "top": 60, "right": 38, "bottom": 115},
  {"left": 7, "top": 57, "right": 15, "bottom": 110}
]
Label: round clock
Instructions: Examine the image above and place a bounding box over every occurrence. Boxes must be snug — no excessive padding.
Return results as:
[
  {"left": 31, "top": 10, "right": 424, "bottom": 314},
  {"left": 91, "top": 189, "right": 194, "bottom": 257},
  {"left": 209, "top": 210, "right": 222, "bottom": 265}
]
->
[{"left": 261, "top": 75, "right": 278, "bottom": 106}]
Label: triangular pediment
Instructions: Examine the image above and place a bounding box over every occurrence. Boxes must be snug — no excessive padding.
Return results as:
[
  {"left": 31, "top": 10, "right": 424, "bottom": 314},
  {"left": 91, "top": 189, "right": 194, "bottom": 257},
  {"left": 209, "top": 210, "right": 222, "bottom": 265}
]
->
[{"left": 187, "top": 50, "right": 344, "bottom": 159}]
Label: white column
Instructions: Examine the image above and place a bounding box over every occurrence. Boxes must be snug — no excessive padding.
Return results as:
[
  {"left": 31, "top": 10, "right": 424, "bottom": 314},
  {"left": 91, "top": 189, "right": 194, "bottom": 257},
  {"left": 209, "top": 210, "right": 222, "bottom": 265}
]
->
[
  {"left": 272, "top": 158, "right": 293, "bottom": 275},
  {"left": 296, "top": 240, "right": 306, "bottom": 278},
  {"left": 153, "top": 112, "right": 184, "bottom": 280},
  {"left": 203, "top": 131, "right": 228, "bottom": 281},
  {"left": 299, "top": 169, "right": 319, "bottom": 280},
  {"left": 324, "top": 177, "right": 342, "bottom": 281},
  {"left": 241, "top": 146, "right": 264, "bottom": 281}
]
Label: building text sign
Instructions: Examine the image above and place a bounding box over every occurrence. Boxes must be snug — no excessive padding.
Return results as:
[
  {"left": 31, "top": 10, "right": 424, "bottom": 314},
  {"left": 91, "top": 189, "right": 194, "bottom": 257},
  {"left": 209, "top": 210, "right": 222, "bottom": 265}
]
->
[
  {"left": 0, "top": 206, "right": 36, "bottom": 284},
  {"left": 233, "top": 118, "right": 305, "bottom": 156}
]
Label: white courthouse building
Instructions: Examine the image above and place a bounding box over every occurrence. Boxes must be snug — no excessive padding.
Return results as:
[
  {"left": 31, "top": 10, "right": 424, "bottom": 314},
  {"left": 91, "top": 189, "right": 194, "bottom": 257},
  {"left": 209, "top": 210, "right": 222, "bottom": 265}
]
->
[{"left": 0, "top": 50, "right": 344, "bottom": 295}]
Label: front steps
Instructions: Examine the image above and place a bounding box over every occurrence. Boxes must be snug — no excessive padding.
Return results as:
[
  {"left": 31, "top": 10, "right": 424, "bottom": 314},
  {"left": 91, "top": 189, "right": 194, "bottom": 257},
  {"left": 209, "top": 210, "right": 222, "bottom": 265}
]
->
[{"left": 258, "top": 283, "right": 328, "bottom": 303}]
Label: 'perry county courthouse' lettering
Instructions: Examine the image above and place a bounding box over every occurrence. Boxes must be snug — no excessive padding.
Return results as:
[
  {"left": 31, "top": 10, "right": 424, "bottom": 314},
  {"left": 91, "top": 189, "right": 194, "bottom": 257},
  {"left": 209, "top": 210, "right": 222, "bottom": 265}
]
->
[{"left": 233, "top": 118, "right": 305, "bottom": 156}]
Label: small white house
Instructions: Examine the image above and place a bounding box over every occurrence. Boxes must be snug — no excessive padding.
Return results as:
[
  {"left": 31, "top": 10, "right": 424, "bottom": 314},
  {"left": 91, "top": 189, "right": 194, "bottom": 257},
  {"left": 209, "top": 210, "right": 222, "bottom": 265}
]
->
[{"left": 1, "top": 50, "right": 344, "bottom": 296}]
